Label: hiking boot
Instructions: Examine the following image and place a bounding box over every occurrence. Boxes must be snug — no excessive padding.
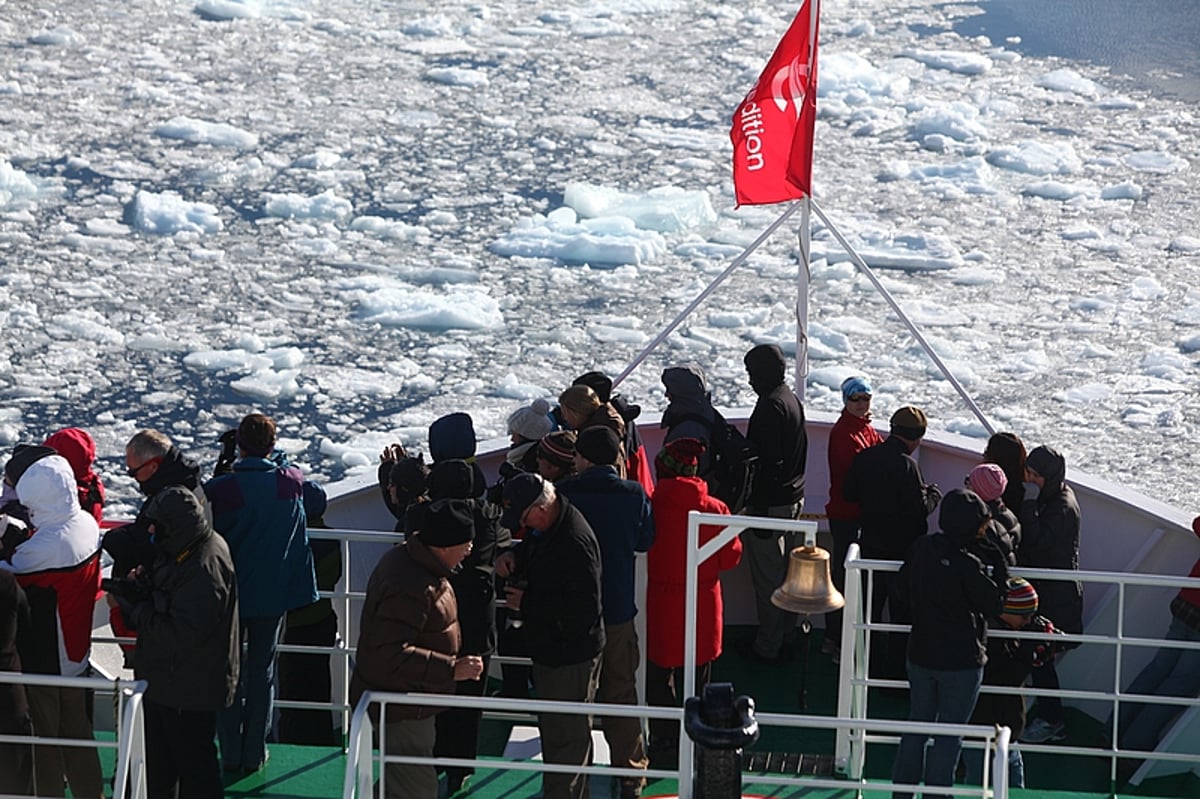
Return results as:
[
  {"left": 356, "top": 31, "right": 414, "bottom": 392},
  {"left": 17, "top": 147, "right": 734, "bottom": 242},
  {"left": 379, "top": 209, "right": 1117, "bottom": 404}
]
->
[{"left": 1020, "top": 718, "right": 1066, "bottom": 743}]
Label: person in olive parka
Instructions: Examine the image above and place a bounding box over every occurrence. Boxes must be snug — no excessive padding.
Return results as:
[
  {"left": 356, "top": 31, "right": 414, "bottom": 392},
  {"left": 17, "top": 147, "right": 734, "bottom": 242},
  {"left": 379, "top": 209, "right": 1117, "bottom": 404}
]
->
[{"left": 108, "top": 486, "right": 238, "bottom": 799}]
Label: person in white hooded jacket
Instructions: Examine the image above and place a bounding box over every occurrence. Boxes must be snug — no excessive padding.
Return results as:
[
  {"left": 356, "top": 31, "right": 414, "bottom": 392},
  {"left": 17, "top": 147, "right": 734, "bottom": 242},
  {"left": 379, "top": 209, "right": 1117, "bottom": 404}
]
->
[{"left": 1, "top": 451, "right": 105, "bottom": 799}]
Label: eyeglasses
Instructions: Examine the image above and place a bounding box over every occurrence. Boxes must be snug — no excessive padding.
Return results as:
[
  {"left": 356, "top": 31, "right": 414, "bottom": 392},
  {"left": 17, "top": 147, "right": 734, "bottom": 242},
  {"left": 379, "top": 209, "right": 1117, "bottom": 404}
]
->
[
  {"left": 127, "top": 457, "right": 161, "bottom": 479},
  {"left": 847, "top": 394, "right": 871, "bottom": 402}
]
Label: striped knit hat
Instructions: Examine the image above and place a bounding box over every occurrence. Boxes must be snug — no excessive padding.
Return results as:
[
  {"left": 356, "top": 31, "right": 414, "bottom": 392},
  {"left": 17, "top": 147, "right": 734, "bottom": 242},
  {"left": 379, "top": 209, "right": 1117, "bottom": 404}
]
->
[
  {"left": 537, "top": 430, "right": 576, "bottom": 468},
  {"left": 968, "top": 463, "right": 1008, "bottom": 503},
  {"left": 656, "top": 437, "right": 705, "bottom": 478},
  {"left": 1004, "top": 577, "right": 1039, "bottom": 616}
]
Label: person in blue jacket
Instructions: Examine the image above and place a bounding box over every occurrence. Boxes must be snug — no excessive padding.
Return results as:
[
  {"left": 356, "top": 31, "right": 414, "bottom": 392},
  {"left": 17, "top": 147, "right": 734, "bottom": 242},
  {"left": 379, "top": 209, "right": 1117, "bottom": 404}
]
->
[{"left": 204, "top": 413, "right": 317, "bottom": 774}]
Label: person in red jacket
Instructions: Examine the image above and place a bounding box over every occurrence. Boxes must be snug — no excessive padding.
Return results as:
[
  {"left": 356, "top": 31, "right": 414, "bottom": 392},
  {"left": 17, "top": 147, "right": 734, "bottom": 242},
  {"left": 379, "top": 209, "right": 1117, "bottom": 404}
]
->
[
  {"left": 645, "top": 438, "right": 742, "bottom": 768},
  {"left": 823, "top": 375, "right": 883, "bottom": 662}
]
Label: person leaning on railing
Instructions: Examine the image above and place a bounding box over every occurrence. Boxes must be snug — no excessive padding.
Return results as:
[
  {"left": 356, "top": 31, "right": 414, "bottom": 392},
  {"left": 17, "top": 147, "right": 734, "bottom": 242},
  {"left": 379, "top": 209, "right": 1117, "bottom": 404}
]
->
[{"left": 1111, "top": 514, "right": 1200, "bottom": 782}]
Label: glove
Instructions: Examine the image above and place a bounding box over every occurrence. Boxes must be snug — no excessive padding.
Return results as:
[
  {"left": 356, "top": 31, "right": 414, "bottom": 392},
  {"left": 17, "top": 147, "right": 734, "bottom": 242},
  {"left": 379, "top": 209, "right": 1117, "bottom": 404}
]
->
[{"left": 1023, "top": 481, "right": 1040, "bottom": 501}]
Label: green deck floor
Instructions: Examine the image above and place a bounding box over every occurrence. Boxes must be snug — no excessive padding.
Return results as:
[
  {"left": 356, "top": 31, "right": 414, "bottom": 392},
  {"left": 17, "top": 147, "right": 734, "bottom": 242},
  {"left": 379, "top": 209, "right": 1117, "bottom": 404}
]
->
[{"left": 91, "top": 626, "right": 1194, "bottom": 797}]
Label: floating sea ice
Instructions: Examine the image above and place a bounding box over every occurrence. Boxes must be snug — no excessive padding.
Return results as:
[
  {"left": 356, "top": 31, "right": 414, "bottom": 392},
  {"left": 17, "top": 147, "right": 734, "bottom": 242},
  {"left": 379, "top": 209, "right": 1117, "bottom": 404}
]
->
[
  {"left": 986, "top": 140, "right": 1083, "bottom": 175},
  {"left": 1100, "top": 181, "right": 1143, "bottom": 201},
  {"left": 818, "top": 52, "right": 910, "bottom": 100},
  {"left": 424, "top": 67, "right": 489, "bottom": 87},
  {"left": 490, "top": 206, "right": 668, "bottom": 267},
  {"left": 494, "top": 374, "right": 550, "bottom": 402},
  {"left": 356, "top": 286, "right": 504, "bottom": 331},
  {"left": 265, "top": 189, "right": 352, "bottom": 221},
  {"left": 1168, "top": 236, "right": 1200, "bottom": 253},
  {"left": 1022, "top": 179, "right": 1098, "bottom": 201},
  {"left": 128, "top": 190, "right": 223, "bottom": 235},
  {"left": 563, "top": 183, "right": 716, "bottom": 233},
  {"left": 1061, "top": 383, "right": 1112, "bottom": 404},
  {"left": 154, "top": 116, "right": 259, "bottom": 148},
  {"left": 1036, "top": 68, "right": 1102, "bottom": 98},
  {"left": 1, "top": 160, "right": 42, "bottom": 210},
  {"left": 901, "top": 48, "right": 993, "bottom": 75},
  {"left": 231, "top": 369, "right": 302, "bottom": 401},
  {"left": 1123, "top": 151, "right": 1188, "bottom": 174}
]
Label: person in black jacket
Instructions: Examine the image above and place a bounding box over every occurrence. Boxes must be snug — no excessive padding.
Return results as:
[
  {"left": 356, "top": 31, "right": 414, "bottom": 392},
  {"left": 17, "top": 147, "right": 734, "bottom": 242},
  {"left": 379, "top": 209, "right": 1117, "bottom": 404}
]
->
[
  {"left": 843, "top": 405, "right": 942, "bottom": 677},
  {"left": 1016, "top": 445, "right": 1082, "bottom": 744},
  {"left": 0, "top": 568, "right": 33, "bottom": 795},
  {"left": 495, "top": 473, "right": 604, "bottom": 799},
  {"left": 892, "top": 489, "right": 1006, "bottom": 799},
  {"left": 737, "top": 343, "right": 807, "bottom": 665},
  {"left": 108, "top": 486, "right": 239, "bottom": 799}
]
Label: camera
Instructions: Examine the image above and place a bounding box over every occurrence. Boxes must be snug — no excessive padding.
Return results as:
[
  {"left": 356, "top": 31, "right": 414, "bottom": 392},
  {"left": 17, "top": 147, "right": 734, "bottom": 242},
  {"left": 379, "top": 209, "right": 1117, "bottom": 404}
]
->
[{"left": 101, "top": 572, "right": 154, "bottom": 604}]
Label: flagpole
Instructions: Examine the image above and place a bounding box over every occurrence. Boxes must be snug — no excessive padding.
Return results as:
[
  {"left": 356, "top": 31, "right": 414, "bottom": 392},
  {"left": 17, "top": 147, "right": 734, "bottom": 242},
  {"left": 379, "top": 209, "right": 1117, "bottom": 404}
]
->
[
  {"left": 611, "top": 200, "right": 804, "bottom": 389},
  {"left": 795, "top": 197, "right": 811, "bottom": 389},
  {"left": 809, "top": 198, "right": 996, "bottom": 436}
]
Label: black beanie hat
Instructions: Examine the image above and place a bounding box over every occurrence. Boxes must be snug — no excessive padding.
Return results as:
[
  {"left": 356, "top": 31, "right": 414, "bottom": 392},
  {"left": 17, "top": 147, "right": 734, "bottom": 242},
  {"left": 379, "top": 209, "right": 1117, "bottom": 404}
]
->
[
  {"left": 575, "top": 426, "right": 621, "bottom": 466},
  {"left": 939, "top": 488, "right": 990, "bottom": 541},
  {"left": 3, "top": 444, "right": 57, "bottom": 486},
  {"left": 419, "top": 498, "right": 475, "bottom": 547}
]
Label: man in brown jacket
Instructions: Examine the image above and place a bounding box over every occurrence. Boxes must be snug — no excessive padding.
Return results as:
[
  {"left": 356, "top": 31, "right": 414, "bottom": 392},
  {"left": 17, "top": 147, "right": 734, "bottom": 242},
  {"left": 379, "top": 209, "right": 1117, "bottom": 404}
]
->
[{"left": 349, "top": 499, "right": 484, "bottom": 798}]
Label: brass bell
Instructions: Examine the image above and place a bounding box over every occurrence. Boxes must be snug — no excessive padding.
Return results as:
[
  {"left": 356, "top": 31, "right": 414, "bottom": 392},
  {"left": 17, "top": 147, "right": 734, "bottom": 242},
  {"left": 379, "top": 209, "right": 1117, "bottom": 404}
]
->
[{"left": 770, "top": 545, "right": 845, "bottom": 616}]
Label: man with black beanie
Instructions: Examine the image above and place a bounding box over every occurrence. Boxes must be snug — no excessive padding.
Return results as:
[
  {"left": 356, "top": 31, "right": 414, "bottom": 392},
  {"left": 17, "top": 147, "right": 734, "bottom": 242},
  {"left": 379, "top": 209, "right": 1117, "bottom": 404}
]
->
[{"left": 736, "top": 343, "right": 808, "bottom": 665}]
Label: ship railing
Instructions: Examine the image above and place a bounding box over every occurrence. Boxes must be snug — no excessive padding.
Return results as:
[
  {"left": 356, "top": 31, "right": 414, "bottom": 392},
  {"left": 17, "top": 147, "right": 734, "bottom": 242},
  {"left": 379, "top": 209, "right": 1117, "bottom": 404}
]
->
[
  {"left": 344, "top": 689, "right": 1013, "bottom": 799},
  {"left": 0, "top": 673, "right": 148, "bottom": 799},
  {"left": 836, "top": 542, "right": 1200, "bottom": 788}
]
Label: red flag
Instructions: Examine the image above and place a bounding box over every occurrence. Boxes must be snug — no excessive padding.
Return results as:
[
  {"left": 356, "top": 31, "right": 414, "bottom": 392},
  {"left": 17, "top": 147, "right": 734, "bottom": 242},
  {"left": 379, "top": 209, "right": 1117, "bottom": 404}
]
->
[{"left": 730, "top": 1, "right": 821, "bottom": 206}]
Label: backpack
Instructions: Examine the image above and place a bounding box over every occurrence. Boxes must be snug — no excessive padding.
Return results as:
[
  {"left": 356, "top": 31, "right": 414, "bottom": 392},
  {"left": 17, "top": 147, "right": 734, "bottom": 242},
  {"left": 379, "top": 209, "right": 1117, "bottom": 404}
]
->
[{"left": 675, "top": 411, "right": 758, "bottom": 513}]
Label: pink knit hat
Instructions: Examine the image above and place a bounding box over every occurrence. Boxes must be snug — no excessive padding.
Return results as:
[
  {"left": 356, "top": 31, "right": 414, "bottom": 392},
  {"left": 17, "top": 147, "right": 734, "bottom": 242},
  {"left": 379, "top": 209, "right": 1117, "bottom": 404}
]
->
[{"left": 968, "top": 463, "right": 1007, "bottom": 502}]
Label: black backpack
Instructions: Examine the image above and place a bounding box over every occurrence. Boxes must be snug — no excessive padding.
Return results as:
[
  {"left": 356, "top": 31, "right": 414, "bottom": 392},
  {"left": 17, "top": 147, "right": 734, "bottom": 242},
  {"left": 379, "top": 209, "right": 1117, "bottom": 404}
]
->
[{"left": 675, "top": 411, "right": 758, "bottom": 513}]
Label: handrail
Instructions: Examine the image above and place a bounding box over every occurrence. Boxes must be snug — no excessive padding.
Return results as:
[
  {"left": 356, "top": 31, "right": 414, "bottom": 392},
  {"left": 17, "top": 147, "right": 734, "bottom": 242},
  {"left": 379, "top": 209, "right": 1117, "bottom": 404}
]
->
[
  {"left": 345, "top": 688, "right": 1010, "bottom": 799},
  {"left": 0, "top": 673, "right": 148, "bottom": 798},
  {"left": 837, "top": 543, "right": 1200, "bottom": 788}
]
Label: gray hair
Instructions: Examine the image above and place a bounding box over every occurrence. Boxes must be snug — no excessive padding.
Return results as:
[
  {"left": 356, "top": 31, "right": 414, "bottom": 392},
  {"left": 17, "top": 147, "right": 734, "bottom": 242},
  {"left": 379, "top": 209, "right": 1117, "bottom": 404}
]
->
[
  {"left": 126, "top": 429, "right": 173, "bottom": 461},
  {"left": 534, "top": 476, "right": 557, "bottom": 510}
]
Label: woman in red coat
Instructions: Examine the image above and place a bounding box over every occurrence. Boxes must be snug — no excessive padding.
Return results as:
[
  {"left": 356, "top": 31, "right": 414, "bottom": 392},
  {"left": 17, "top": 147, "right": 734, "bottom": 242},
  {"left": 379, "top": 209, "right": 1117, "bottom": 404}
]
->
[{"left": 645, "top": 438, "right": 742, "bottom": 767}]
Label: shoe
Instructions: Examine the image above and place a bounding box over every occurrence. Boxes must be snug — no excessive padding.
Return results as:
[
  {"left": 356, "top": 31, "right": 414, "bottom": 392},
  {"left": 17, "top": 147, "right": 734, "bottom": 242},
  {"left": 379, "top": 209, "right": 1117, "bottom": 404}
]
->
[
  {"left": 1020, "top": 718, "right": 1066, "bottom": 743},
  {"left": 445, "top": 771, "right": 471, "bottom": 794}
]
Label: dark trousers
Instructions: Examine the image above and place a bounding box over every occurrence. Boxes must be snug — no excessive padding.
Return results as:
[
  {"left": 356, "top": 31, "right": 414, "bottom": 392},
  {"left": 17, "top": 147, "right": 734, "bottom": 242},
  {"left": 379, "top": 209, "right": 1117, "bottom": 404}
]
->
[
  {"left": 144, "top": 699, "right": 223, "bottom": 799},
  {"left": 645, "top": 660, "right": 712, "bottom": 758},
  {"left": 868, "top": 570, "right": 909, "bottom": 679},
  {"left": 0, "top": 715, "right": 34, "bottom": 795},
  {"left": 1031, "top": 658, "right": 1064, "bottom": 724},
  {"left": 825, "top": 519, "right": 859, "bottom": 650},
  {"left": 277, "top": 614, "right": 339, "bottom": 746},
  {"left": 434, "top": 654, "right": 491, "bottom": 779},
  {"left": 497, "top": 618, "right": 532, "bottom": 698}
]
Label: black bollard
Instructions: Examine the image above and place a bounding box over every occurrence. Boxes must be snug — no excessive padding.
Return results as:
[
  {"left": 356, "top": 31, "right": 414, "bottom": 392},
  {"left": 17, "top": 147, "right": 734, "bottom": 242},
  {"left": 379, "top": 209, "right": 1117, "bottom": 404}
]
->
[{"left": 683, "top": 682, "right": 759, "bottom": 799}]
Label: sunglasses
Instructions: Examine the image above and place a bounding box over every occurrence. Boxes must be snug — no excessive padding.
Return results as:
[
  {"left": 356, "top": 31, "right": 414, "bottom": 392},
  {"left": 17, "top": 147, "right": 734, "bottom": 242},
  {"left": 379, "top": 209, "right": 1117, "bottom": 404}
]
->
[
  {"left": 847, "top": 394, "right": 871, "bottom": 402},
  {"left": 127, "top": 457, "right": 162, "bottom": 479}
]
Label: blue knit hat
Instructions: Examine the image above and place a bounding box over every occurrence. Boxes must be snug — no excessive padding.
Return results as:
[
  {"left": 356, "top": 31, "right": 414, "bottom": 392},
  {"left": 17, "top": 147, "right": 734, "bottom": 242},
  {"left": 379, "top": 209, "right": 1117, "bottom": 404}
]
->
[{"left": 841, "top": 375, "right": 872, "bottom": 402}]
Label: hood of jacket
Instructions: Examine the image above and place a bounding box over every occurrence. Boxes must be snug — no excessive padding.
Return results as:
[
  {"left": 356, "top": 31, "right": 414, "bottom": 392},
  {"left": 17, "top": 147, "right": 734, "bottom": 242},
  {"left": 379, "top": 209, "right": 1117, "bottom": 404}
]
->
[
  {"left": 1026, "top": 445, "right": 1066, "bottom": 492},
  {"left": 428, "top": 459, "right": 479, "bottom": 500},
  {"left": 744, "top": 344, "right": 787, "bottom": 396},
  {"left": 42, "top": 428, "right": 97, "bottom": 484},
  {"left": 15, "top": 455, "right": 81, "bottom": 529},
  {"left": 662, "top": 365, "right": 709, "bottom": 403},
  {"left": 140, "top": 446, "right": 202, "bottom": 497},
  {"left": 143, "top": 486, "right": 213, "bottom": 559}
]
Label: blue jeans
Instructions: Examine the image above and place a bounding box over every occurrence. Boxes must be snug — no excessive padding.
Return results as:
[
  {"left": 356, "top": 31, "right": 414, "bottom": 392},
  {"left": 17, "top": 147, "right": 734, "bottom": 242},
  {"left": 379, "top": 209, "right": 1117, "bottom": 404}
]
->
[
  {"left": 892, "top": 660, "right": 983, "bottom": 799},
  {"left": 219, "top": 615, "right": 283, "bottom": 769},
  {"left": 961, "top": 744, "right": 1025, "bottom": 789},
  {"left": 1116, "top": 616, "right": 1200, "bottom": 752}
]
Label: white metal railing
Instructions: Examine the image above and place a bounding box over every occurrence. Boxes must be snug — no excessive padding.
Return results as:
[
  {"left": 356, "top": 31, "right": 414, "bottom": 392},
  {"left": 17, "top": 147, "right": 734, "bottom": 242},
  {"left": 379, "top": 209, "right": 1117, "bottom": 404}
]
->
[
  {"left": 835, "top": 542, "right": 1200, "bottom": 788},
  {"left": 343, "top": 689, "right": 1011, "bottom": 799},
  {"left": 0, "top": 673, "right": 148, "bottom": 799}
]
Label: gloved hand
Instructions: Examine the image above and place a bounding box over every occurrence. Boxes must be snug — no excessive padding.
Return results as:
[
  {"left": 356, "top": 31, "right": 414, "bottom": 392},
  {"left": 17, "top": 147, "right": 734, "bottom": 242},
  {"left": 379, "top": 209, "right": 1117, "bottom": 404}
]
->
[{"left": 213, "top": 429, "right": 238, "bottom": 477}]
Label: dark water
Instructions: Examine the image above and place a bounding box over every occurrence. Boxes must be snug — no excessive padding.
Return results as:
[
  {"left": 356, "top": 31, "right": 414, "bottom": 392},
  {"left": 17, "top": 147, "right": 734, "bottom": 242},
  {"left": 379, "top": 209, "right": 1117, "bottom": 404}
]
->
[{"left": 954, "top": 0, "right": 1200, "bottom": 102}]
